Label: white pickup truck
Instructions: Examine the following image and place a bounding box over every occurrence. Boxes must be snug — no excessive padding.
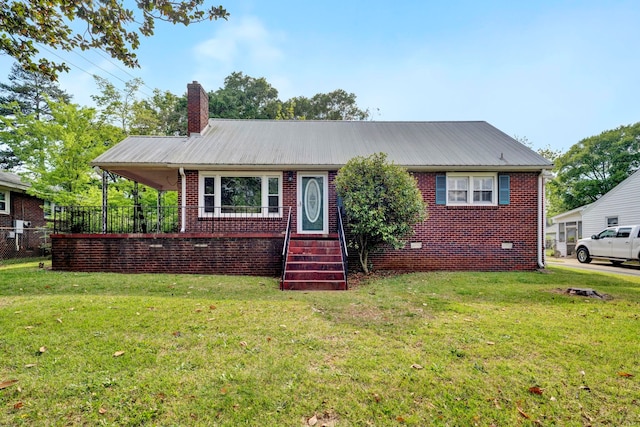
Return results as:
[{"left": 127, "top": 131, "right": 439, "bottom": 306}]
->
[{"left": 575, "top": 225, "right": 640, "bottom": 264}]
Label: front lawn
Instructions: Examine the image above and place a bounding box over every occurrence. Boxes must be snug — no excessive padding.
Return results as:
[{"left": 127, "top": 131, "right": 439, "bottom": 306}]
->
[{"left": 1, "top": 261, "right": 639, "bottom": 426}]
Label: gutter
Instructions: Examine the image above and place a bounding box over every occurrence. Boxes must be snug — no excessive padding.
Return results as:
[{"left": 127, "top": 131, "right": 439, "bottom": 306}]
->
[{"left": 179, "top": 167, "right": 186, "bottom": 232}]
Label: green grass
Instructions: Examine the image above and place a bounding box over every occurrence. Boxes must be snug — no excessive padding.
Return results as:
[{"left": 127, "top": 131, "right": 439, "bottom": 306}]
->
[{"left": 1, "top": 260, "right": 639, "bottom": 426}]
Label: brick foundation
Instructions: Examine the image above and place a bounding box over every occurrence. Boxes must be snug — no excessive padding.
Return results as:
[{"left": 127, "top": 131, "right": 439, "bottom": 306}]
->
[{"left": 52, "top": 233, "right": 284, "bottom": 276}]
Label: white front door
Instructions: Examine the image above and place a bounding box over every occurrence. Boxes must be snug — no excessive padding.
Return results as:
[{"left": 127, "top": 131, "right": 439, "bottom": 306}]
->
[{"left": 297, "top": 172, "right": 328, "bottom": 234}]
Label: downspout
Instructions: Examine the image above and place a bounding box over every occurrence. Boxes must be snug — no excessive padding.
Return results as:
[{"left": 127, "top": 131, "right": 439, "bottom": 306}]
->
[
  {"left": 537, "top": 172, "right": 545, "bottom": 268},
  {"left": 179, "top": 167, "right": 186, "bottom": 232}
]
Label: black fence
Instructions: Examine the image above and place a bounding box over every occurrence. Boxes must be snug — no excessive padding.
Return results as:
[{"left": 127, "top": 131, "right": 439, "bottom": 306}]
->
[{"left": 53, "top": 206, "right": 290, "bottom": 234}]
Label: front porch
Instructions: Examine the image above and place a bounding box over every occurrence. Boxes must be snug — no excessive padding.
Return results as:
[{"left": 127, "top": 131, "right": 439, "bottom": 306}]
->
[{"left": 51, "top": 205, "right": 349, "bottom": 290}]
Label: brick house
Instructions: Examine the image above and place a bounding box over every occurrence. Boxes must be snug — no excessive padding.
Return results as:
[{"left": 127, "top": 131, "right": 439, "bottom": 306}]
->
[
  {"left": 51, "top": 82, "right": 553, "bottom": 289},
  {"left": 0, "top": 171, "right": 48, "bottom": 259}
]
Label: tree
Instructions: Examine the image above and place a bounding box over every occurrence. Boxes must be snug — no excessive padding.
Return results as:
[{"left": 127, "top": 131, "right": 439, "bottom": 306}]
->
[
  {"left": 548, "top": 123, "right": 640, "bottom": 214},
  {"left": 91, "top": 75, "right": 143, "bottom": 133},
  {"left": 334, "top": 152, "right": 427, "bottom": 273},
  {"left": 0, "top": 62, "right": 72, "bottom": 169},
  {"left": 209, "top": 72, "right": 280, "bottom": 119},
  {"left": 0, "top": 63, "right": 72, "bottom": 119},
  {"left": 130, "top": 89, "right": 186, "bottom": 135},
  {"left": 283, "top": 90, "right": 370, "bottom": 120},
  {"left": 0, "top": 99, "right": 124, "bottom": 205},
  {"left": 0, "top": 1, "right": 228, "bottom": 80}
]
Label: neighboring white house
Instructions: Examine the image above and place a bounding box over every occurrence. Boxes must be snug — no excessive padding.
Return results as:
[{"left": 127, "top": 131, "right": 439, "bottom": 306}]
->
[{"left": 551, "top": 170, "right": 640, "bottom": 257}]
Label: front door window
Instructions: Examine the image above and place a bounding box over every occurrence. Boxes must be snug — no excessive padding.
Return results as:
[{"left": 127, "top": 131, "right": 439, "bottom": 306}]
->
[{"left": 298, "top": 174, "right": 327, "bottom": 234}]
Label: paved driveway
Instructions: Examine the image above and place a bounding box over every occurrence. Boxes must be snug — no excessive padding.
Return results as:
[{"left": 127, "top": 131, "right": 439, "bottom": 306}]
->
[{"left": 546, "top": 257, "right": 640, "bottom": 277}]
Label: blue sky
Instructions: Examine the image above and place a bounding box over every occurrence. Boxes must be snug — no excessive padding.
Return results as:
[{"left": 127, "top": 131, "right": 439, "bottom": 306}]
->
[{"left": 2, "top": 0, "right": 640, "bottom": 153}]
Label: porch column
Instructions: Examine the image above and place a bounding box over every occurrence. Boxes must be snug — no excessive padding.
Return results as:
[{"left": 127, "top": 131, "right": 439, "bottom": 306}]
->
[{"left": 102, "top": 170, "right": 108, "bottom": 234}]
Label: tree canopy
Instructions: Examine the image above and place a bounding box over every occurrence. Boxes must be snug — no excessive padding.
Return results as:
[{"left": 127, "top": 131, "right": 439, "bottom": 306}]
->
[
  {"left": 334, "top": 153, "right": 427, "bottom": 273},
  {"left": 548, "top": 122, "right": 640, "bottom": 215},
  {"left": 0, "top": 0, "right": 229, "bottom": 80},
  {"left": 0, "top": 99, "right": 124, "bottom": 205}
]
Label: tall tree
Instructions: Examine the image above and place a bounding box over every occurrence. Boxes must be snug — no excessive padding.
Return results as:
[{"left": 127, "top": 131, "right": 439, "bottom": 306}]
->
[
  {"left": 209, "top": 72, "right": 280, "bottom": 119},
  {"left": 0, "top": 99, "right": 124, "bottom": 205},
  {"left": 285, "top": 89, "right": 370, "bottom": 120},
  {"left": 91, "top": 76, "right": 143, "bottom": 133},
  {"left": 0, "top": 63, "right": 72, "bottom": 119},
  {"left": 130, "top": 89, "right": 185, "bottom": 136},
  {"left": 335, "top": 152, "right": 427, "bottom": 273},
  {"left": 0, "top": 63, "right": 72, "bottom": 169},
  {"left": 548, "top": 123, "right": 640, "bottom": 214},
  {"left": 0, "top": 1, "right": 228, "bottom": 80}
]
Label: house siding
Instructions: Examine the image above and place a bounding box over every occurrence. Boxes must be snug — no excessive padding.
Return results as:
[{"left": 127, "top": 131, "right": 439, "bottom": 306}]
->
[
  {"left": 581, "top": 171, "right": 640, "bottom": 236},
  {"left": 0, "top": 190, "right": 47, "bottom": 259},
  {"left": 367, "top": 172, "right": 540, "bottom": 271}
]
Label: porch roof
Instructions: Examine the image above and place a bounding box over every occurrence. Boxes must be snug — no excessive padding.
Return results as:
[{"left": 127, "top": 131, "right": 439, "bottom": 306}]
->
[
  {"left": 93, "top": 119, "right": 553, "bottom": 190},
  {"left": 0, "top": 171, "right": 30, "bottom": 191}
]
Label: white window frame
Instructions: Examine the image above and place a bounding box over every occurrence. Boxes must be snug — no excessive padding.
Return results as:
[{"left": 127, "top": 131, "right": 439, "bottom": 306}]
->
[
  {"left": 0, "top": 189, "right": 9, "bottom": 215},
  {"left": 446, "top": 173, "right": 497, "bottom": 206},
  {"left": 198, "top": 172, "right": 283, "bottom": 218}
]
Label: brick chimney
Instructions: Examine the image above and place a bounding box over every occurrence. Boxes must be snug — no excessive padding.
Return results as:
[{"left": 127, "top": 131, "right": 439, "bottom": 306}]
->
[{"left": 187, "top": 81, "right": 209, "bottom": 136}]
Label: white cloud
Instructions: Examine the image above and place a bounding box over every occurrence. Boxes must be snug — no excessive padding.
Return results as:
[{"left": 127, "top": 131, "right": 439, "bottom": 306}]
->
[{"left": 192, "top": 16, "right": 285, "bottom": 88}]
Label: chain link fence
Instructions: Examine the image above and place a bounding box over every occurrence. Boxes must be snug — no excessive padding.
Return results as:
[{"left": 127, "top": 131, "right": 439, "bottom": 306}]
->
[{"left": 0, "top": 227, "right": 51, "bottom": 262}]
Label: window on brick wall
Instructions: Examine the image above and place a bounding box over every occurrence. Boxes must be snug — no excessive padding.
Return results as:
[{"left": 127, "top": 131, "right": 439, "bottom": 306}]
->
[
  {"left": 0, "top": 190, "right": 9, "bottom": 214},
  {"left": 437, "top": 173, "right": 501, "bottom": 206},
  {"left": 199, "top": 172, "right": 282, "bottom": 217}
]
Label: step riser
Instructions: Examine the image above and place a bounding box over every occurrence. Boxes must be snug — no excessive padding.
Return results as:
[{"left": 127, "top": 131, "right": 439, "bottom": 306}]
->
[
  {"left": 285, "top": 262, "right": 343, "bottom": 271},
  {"left": 281, "top": 281, "right": 347, "bottom": 291},
  {"left": 287, "top": 255, "right": 343, "bottom": 263},
  {"left": 285, "top": 272, "right": 345, "bottom": 281},
  {"left": 288, "top": 247, "right": 342, "bottom": 255}
]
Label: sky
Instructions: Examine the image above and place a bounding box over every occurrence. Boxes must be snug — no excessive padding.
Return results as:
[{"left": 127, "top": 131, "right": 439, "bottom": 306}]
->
[{"left": 2, "top": 0, "right": 640, "bottom": 153}]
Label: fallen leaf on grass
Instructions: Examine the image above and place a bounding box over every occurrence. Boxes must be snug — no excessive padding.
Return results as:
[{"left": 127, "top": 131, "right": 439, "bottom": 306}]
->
[
  {"left": 486, "top": 341, "right": 495, "bottom": 345},
  {"left": 24, "top": 364, "right": 37, "bottom": 368},
  {"left": 38, "top": 346, "right": 47, "bottom": 354},
  {"left": 516, "top": 405, "right": 530, "bottom": 419},
  {"left": 0, "top": 379, "right": 18, "bottom": 390},
  {"left": 24, "top": 326, "right": 34, "bottom": 329},
  {"left": 172, "top": 331, "right": 181, "bottom": 337},
  {"left": 56, "top": 318, "right": 63, "bottom": 323},
  {"left": 209, "top": 305, "right": 216, "bottom": 310},
  {"left": 528, "top": 386, "right": 544, "bottom": 395},
  {"left": 99, "top": 407, "right": 107, "bottom": 414},
  {"left": 307, "top": 414, "right": 318, "bottom": 426},
  {"left": 618, "top": 372, "right": 634, "bottom": 378},
  {"left": 239, "top": 341, "right": 247, "bottom": 347},
  {"left": 579, "top": 385, "right": 591, "bottom": 392},
  {"left": 411, "top": 364, "right": 424, "bottom": 370},
  {"left": 396, "top": 415, "right": 406, "bottom": 423},
  {"left": 13, "top": 401, "right": 23, "bottom": 409},
  {"left": 113, "top": 351, "right": 125, "bottom": 357}
]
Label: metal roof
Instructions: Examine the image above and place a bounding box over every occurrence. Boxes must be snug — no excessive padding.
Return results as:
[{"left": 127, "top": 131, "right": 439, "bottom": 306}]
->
[
  {"left": 93, "top": 119, "right": 553, "bottom": 190},
  {"left": 0, "top": 171, "right": 29, "bottom": 191}
]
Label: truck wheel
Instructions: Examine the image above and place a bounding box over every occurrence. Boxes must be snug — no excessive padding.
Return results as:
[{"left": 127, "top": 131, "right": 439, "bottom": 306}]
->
[{"left": 576, "top": 247, "right": 591, "bottom": 263}]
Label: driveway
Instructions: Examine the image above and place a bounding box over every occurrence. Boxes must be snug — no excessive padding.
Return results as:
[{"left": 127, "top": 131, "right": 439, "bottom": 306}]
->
[{"left": 546, "top": 257, "right": 640, "bottom": 277}]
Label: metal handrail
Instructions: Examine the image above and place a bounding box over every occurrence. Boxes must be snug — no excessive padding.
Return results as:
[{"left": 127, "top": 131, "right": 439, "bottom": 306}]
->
[
  {"left": 337, "top": 205, "right": 349, "bottom": 287},
  {"left": 280, "top": 207, "right": 293, "bottom": 290}
]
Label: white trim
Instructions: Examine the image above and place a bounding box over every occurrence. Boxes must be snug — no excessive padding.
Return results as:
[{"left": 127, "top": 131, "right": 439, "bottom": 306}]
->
[
  {"left": 297, "top": 172, "right": 329, "bottom": 234},
  {"left": 198, "top": 171, "right": 283, "bottom": 218},
  {"left": 179, "top": 167, "right": 186, "bottom": 232},
  {"left": 0, "top": 189, "right": 9, "bottom": 215},
  {"left": 446, "top": 172, "right": 497, "bottom": 206}
]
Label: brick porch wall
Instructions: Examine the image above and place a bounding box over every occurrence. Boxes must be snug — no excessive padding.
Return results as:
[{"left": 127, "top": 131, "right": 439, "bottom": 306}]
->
[{"left": 52, "top": 233, "right": 284, "bottom": 276}]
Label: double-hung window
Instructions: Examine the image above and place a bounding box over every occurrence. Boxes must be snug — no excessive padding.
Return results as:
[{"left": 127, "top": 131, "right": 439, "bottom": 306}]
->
[
  {"left": 448, "top": 173, "right": 496, "bottom": 205},
  {"left": 0, "top": 190, "right": 9, "bottom": 214},
  {"left": 437, "top": 173, "right": 505, "bottom": 206},
  {"left": 199, "top": 172, "right": 282, "bottom": 217}
]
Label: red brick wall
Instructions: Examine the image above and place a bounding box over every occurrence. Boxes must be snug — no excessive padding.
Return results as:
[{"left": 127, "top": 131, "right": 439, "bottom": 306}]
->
[
  {"left": 52, "top": 233, "right": 284, "bottom": 276},
  {"left": 365, "top": 172, "right": 541, "bottom": 271},
  {"left": 187, "top": 81, "right": 209, "bottom": 135},
  {"left": 1, "top": 191, "right": 47, "bottom": 258}
]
